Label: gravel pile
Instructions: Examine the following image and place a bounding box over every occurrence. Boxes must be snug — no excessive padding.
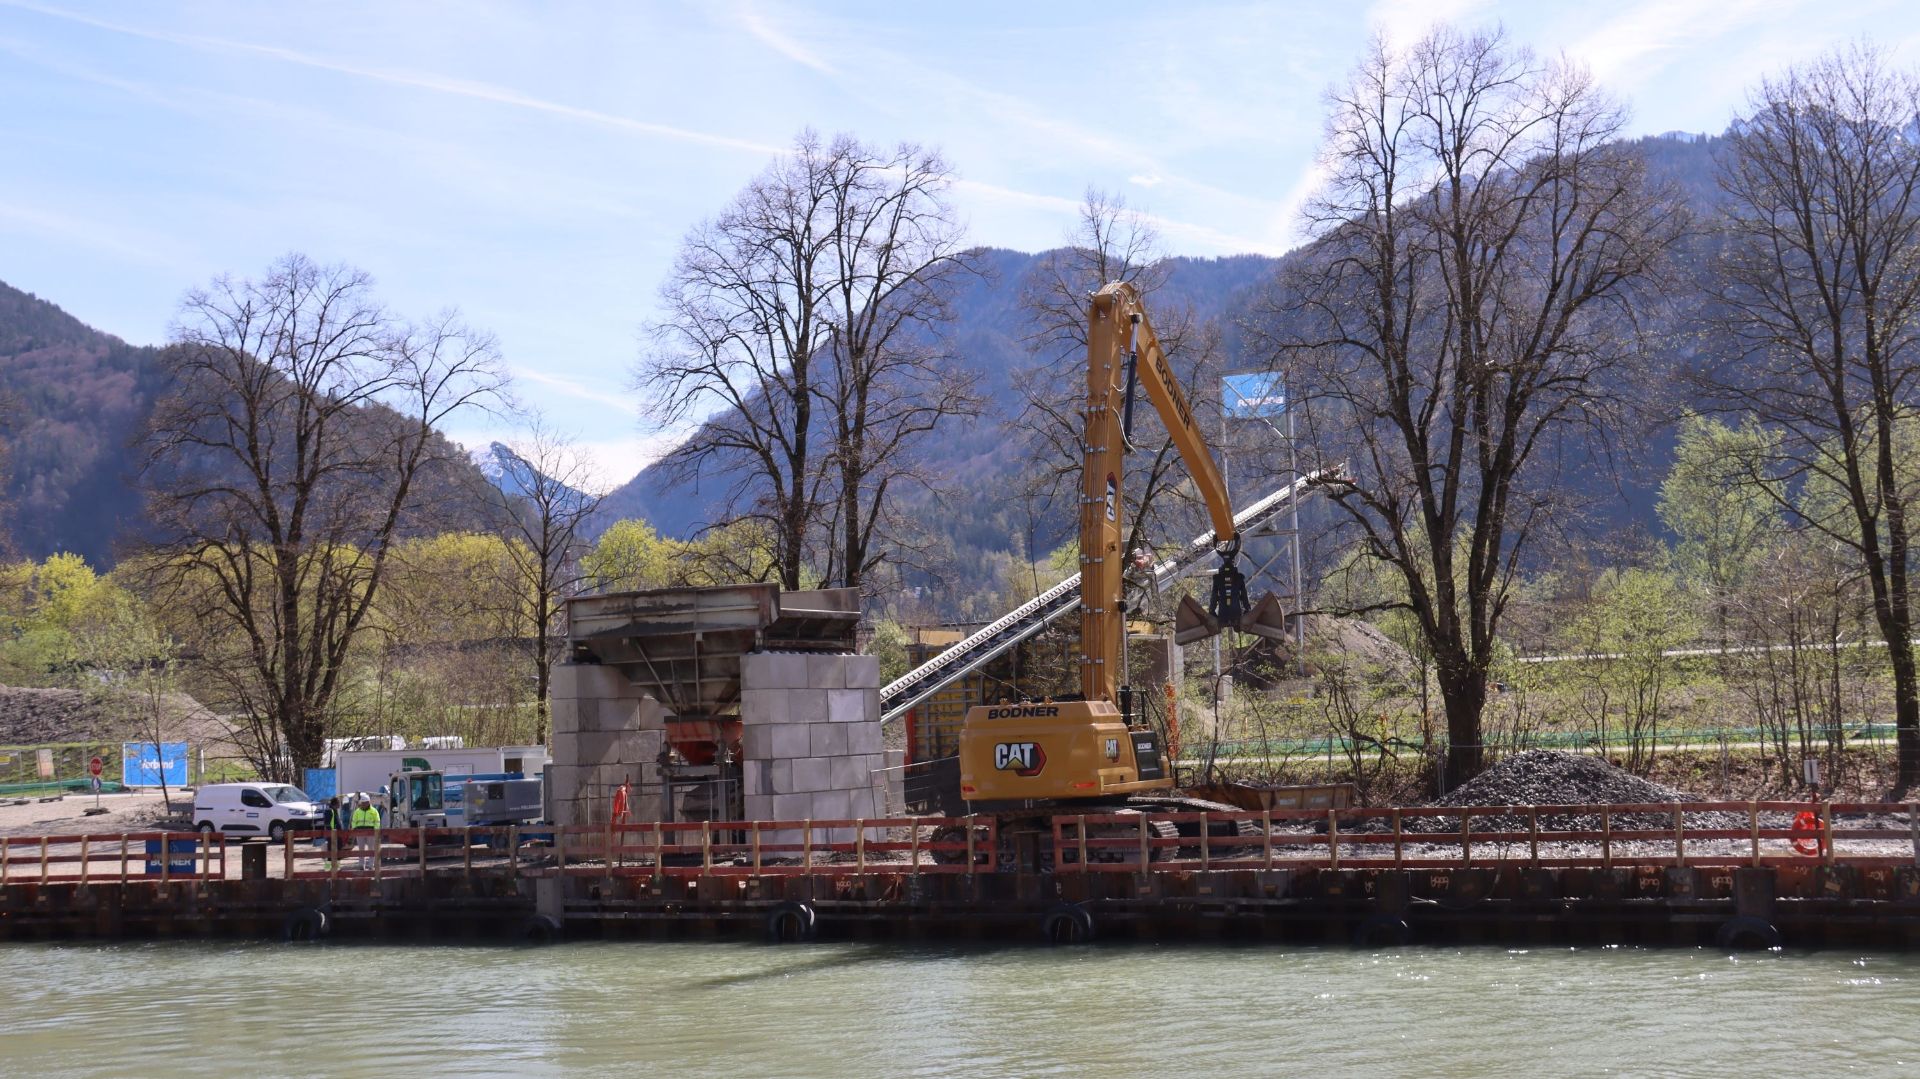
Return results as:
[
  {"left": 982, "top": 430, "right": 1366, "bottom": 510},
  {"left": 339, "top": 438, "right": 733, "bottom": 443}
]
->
[{"left": 1391, "top": 750, "right": 1747, "bottom": 834}]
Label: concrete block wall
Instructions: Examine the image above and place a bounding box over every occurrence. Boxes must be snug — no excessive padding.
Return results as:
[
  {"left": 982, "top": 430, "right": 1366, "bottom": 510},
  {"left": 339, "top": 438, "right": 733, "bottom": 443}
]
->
[
  {"left": 547, "top": 662, "right": 667, "bottom": 827},
  {"left": 740, "top": 652, "right": 887, "bottom": 846}
]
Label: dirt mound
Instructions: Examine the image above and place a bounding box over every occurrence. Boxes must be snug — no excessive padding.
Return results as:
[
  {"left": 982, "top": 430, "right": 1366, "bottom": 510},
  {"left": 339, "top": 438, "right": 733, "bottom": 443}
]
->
[
  {"left": 1402, "top": 750, "right": 1738, "bottom": 833},
  {"left": 1272, "top": 615, "right": 1416, "bottom": 682},
  {"left": 0, "top": 685, "right": 230, "bottom": 746}
]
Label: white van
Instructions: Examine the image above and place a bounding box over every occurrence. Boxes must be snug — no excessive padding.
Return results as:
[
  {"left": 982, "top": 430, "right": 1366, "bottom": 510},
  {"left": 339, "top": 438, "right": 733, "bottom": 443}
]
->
[{"left": 191, "top": 782, "right": 326, "bottom": 841}]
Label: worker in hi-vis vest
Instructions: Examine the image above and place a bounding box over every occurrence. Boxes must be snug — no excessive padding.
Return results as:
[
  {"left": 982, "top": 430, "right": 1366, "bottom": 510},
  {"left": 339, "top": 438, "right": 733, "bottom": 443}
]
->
[{"left": 351, "top": 795, "right": 381, "bottom": 870}]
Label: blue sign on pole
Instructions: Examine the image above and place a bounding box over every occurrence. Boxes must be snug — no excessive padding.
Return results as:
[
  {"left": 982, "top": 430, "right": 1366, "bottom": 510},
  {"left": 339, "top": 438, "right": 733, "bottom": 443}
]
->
[
  {"left": 1223, "top": 372, "right": 1287, "bottom": 419},
  {"left": 122, "top": 742, "right": 189, "bottom": 788}
]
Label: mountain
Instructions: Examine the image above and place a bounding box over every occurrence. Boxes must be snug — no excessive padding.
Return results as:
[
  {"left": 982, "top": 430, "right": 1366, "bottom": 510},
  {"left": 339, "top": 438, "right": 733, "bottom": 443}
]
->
[
  {"left": 0, "top": 284, "right": 501, "bottom": 565},
  {"left": 0, "top": 284, "right": 165, "bottom": 566},
  {"left": 472, "top": 440, "right": 590, "bottom": 506}
]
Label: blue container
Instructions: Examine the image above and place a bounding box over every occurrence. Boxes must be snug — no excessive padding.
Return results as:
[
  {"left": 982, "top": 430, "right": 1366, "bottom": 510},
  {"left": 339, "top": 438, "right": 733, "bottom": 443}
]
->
[{"left": 143, "top": 838, "right": 198, "bottom": 875}]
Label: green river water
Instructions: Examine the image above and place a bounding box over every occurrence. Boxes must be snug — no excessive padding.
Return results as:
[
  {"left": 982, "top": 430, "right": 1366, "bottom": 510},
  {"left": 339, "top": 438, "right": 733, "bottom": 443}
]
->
[{"left": 2, "top": 940, "right": 1916, "bottom": 1077}]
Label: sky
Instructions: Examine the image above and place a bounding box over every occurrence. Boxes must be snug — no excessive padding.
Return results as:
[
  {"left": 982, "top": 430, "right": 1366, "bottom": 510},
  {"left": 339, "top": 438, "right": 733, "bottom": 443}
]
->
[{"left": 2, "top": 0, "right": 1916, "bottom": 490}]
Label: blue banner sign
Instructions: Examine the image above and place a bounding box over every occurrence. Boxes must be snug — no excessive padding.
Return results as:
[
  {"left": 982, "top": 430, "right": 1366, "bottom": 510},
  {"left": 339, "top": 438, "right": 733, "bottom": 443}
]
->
[
  {"left": 1223, "top": 372, "right": 1287, "bottom": 419},
  {"left": 122, "top": 742, "right": 189, "bottom": 788},
  {"left": 303, "top": 768, "right": 338, "bottom": 801}
]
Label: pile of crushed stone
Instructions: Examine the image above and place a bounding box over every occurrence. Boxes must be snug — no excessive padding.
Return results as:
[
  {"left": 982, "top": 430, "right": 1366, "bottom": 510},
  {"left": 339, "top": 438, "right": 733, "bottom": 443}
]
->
[{"left": 1394, "top": 750, "right": 1742, "bottom": 834}]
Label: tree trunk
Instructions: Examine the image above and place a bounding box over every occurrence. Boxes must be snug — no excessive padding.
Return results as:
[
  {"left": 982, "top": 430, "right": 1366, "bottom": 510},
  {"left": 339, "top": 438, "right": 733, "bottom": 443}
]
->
[{"left": 1435, "top": 651, "right": 1487, "bottom": 785}]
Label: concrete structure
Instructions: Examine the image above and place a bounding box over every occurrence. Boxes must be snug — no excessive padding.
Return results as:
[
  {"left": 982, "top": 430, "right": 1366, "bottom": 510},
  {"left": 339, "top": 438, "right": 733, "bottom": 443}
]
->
[
  {"left": 546, "top": 664, "right": 666, "bottom": 827},
  {"left": 739, "top": 652, "right": 899, "bottom": 843},
  {"left": 549, "top": 583, "right": 891, "bottom": 832}
]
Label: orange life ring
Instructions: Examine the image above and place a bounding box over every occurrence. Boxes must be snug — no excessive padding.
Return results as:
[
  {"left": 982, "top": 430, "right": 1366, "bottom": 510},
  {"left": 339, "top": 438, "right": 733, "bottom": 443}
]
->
[{"left": 1790, "top": 810, "right": 1822, "bottom": 857}]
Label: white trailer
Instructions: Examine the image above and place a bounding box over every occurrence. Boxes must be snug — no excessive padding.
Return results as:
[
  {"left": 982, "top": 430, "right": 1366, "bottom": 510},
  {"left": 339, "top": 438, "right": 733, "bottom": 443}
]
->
[{"left": 335, "top": 746, "right": 548, "bottom": 816}]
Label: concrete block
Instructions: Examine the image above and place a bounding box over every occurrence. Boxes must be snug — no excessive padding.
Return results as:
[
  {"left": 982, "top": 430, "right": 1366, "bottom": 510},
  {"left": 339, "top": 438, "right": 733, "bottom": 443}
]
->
[
  {"left": 772, "top": 793, "right": 812, "bottom": 821},
  {"left": 744, "top": 760, "right": 769, "bottom": 796},
  {"left": 845, "top": 654, "right": 881, "bottom": 689},
  {"left": 744, "top": 794, "right": 774, "bottom": 822},
  {"left": 809, "top": 723, "right": 849, "bottom": 757},
  {"left": 830, "top": 755, "right": 874, "bottom": 790},
  {"left": 742, "top": 724, "right": 773, "bottom": 761},
  {"left": 549, "top": 699, "right": 580, "bottom": 736},
  {"left": 790, "top": 689, "right": 829, "bottom": 726},
  {"left": 553, "top": 663, "right": 638, "bottom": 701},
  {"left": 791, "top": 756, "right": 832, "bottom": 794},
  {"left": 739, "top": 689, "right": 789, "bottom": 727},
  {"left": 742, "top": 652, "right": 809, "bottom": 690},
  {"left": 770, "top": 760, "right": 792, "bottom": 794},
  {"left": 846, "top": 723, "right": 883, "bottom": 755},
  {"left": 863, "top": 691, "right": 880, "bottom": 726},
  {"left": 806, "top": 654, "right": 846, "bottom": 690},
  {"left": 771, "top": 724, "right": 812, "bottom": 760},
  {"left": 825, "top": 688, "right": 866, "bottom": 723}
]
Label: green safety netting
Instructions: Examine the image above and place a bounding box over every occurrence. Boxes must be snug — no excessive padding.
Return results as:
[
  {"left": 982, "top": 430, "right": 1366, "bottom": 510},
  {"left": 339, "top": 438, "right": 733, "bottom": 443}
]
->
[{"left": 0, "top": 778, "right": 130, "bottom": 797}]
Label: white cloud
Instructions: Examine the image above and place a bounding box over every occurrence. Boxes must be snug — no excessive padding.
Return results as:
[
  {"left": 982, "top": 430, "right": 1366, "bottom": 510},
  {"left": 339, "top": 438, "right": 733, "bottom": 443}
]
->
[
  {"left": 1129, "top": 173, "right": 1164, "bottom": 188},
  {"left": 511, "top": 365, "right": 641, "bottom": 418},
  {"left": 1568, "top": 0, "right": 1800, "bottom": 86}
]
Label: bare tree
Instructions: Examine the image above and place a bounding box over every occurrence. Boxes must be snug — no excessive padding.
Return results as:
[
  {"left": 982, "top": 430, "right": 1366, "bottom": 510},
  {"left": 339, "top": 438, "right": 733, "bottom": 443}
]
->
[
  {"left": 1703, "top": 44, "right": 1920, "bottom": 790},
  {"left": 142, "top": 254, "right": 506, "bottom": 776},
  {"left": 489, "top": 423, "right": 603, "bottom": 743},
  {"left": 639, "top": 130, "right": 979, "bottom": 593},
  {"left": 1266, "top": 27, "right": 1683, "bottom": 782},
  {"left": 1015, "top": 190, "right": 1219, "bottom": 574}
]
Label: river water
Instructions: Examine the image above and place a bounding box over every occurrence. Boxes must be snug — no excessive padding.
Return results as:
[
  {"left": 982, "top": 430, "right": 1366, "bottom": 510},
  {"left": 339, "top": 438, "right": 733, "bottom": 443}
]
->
[{"left": 3, "top": 940, "right": 1916, "bottom": 1077}]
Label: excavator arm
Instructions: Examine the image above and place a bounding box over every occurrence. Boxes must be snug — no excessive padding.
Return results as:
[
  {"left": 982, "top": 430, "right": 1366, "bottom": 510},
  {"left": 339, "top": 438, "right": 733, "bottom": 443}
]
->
[{"left": 1080, "top": 281, "right": 1269, "bottom": 705}]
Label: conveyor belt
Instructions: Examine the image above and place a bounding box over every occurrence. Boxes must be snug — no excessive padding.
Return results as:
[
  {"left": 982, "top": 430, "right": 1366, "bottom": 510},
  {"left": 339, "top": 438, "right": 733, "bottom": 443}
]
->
[{"left": 880, "top": 470, "right": 1330, "bottom": 724}]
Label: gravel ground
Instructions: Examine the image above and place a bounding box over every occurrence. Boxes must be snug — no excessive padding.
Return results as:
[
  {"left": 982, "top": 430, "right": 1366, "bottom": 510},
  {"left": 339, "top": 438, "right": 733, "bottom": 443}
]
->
[{"left": 0, "top": 789, "right": 184, "bottom": 839}]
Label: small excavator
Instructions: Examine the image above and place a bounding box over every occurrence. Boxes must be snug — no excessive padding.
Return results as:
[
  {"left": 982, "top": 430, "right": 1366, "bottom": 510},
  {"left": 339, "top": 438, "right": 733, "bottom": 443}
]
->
[{"left": 957, "top": 281, "right": 1288, "bottom": 810}]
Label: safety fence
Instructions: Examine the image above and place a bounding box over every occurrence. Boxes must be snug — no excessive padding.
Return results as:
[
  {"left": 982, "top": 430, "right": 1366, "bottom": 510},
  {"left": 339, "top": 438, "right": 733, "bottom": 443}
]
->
[{"left": 7, "top": 802, "right": 1919, "bottom": 887}]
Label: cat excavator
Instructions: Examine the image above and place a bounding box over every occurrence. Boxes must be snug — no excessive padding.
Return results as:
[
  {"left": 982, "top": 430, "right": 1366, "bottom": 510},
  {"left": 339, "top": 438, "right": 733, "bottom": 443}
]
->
[{"left": 957, "top": 280, "right": 1288, "bottom": 809}]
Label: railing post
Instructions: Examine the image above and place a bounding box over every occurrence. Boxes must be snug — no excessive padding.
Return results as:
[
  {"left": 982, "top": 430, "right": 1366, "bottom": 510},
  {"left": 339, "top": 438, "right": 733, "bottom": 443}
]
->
[
  {"left": 1, "top": 835, "right": 9, "bottom": 886},
  {"left": 1262, "top": 810, "right": 1273, "bottom": 869},
  {"left": 463, "top": 831, "right": 473, "bottom": 879},
  {"left": 1392, "top": 808, "right": 1403, "bottom": 868},
  {"left": 119, "top": 835, "right": 128, "bottom": 884},
  {"left": 753, "top": 822, "right": 763, "bottom": 874},
  {"left": 418, "top": 826, "right": 428, "bottom": 878},
  {"left": 1459, "top": 810, "right": 1471, "bottom": 868},
  {"left": 802, "top": 820, "right": 813, "bottom": 868},
  {"left": 1076, "top": 815, "right": 1088, "bottom": 871},
  {"left": 1601, "top": 808, "right": 1612, "bottom": 870},
  {"left": 910, "top": 823, "right": 920, "bottom": 876},
  {"left": 1138, "top": 814, "right": 1149, "bottom": 868},
  {"left": 1200, "top": 814, "right": 1212, "bottom": 870},
  {"left": 80, "top": 836, "right": 90, "bottom": 885},
  {"left": 1327, "top": 809, "right": 1339, "bottom": 871},
  {"left": 1749, "top": 801, "right": 1761, "bottom": 868},
  {"left": 286, "top": 830, "right": 296, "bottom": 880},
  {"left": 1528, "top": 807, "right": 1540, "bottom": 866},
  {"left": 967, "top": 814, "right": 979, "bottom": 875},
  {"left": 1909, "top": 802, "right": 1918, "bottom": 868},
  {"left": 1672, "top": 803, "right": 1685, "bottom": 867},
  {"left": 701, "top": 821, "right": 712, "bottom": 877},
  {"left": 856, "top": 820, "right": 866, "bottom": 873},
  {"left": 373, "top": 827, "right": 383, "bottom": 882},
  {"left": 330, "top": 831, "right": 341, "bottom": 883},
  {"left": 1822, "top": 799, "right": 1834, "bottom": 865},
  {"left": 652, "top": 821, "right": 663, "bottom": 879},
  {"left": 509, "top": 824, "right": 520, "bottom": 881}
]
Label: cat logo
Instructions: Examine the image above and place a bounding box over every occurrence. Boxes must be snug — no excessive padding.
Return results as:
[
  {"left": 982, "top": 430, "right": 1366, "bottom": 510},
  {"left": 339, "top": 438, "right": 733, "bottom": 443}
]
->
[
  {"left": 993, "top": 742, "right": 1046, "bottom": 776},
  {"left": 1104, "top": 737, "right": 1121, "bottom": 761}
]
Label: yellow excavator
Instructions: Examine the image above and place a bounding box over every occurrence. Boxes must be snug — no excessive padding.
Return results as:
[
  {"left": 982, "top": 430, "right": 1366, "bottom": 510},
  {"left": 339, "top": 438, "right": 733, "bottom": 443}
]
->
[{"left": 958, "top": 281, "right": 1286, "bottom": 807}]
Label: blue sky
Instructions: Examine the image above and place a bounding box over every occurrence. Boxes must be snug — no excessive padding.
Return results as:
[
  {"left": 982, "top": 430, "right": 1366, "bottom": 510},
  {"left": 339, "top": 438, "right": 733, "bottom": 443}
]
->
[{"left": 3, "top": 0, "right": 1915, "bottom": 488}]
